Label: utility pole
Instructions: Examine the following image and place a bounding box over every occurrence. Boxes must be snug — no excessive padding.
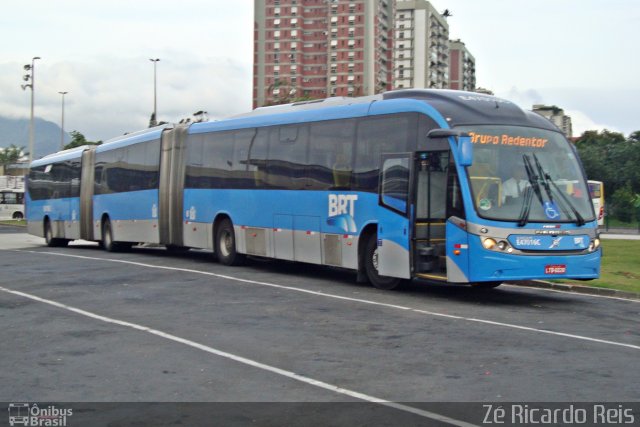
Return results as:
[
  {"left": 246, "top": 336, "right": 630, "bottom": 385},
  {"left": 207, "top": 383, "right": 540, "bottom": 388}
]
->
[
  {"left": 149, "top": 58, "right": 160, "bottom": 126},
  {"left": 21, "top": 56, "right": 41, "bottom": 163},
  {"left": 58, "top": 91, "right": 68, "bottom": 150}
]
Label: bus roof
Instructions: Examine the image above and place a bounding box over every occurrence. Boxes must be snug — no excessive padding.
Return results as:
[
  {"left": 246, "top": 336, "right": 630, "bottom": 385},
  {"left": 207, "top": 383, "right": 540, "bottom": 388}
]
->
[
  {"left": 95, "top": 125, "right": 169, "bottom": 153},
  {"left": 30, "top": 145, "right": 88, "bottom": 167},
  {"left": 383, "top": 89, "right": 557, "bottom": 131},
  {"left": 191, "top": 89, "right": 559, "bottom": 135}
]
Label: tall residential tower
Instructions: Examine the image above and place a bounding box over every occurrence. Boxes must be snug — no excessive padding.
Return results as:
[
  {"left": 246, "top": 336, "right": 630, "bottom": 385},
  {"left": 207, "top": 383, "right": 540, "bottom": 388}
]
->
[
  {"left": 253, "top": 0, "right": 395, "bottom": 108},
  {"left": 393, "top": 0, "right": 449, "bottom": 89},
  {"left": 448, "top": 39, "right": 476, "bottom": 91}
]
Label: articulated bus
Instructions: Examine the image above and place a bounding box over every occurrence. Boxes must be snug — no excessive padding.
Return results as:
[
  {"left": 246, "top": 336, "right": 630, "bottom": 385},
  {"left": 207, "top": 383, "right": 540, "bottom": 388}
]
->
[{"left": 26, "top": 90, "right": 601, "bottom": 289}]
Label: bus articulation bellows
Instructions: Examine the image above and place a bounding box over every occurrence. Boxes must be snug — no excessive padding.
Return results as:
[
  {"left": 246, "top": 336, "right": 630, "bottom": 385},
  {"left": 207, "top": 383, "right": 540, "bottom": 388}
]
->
[{"left": 26, "top": 89, "right": 601, "bottom": 289}]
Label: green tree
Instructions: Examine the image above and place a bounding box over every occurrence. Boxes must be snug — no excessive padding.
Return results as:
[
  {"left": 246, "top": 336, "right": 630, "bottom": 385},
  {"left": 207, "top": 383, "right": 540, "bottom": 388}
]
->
[
  {"left": 63, "top": 130, "right": 102, "bottom": 150},
  {"left": 0, "top": 144, "right": 27, "bottom": 168},
  {"left": 574, "top": 129, "right": 640, "bottom": 205},
  {"left": 611, "top": 183, "right": 635, "bottom": 223}
]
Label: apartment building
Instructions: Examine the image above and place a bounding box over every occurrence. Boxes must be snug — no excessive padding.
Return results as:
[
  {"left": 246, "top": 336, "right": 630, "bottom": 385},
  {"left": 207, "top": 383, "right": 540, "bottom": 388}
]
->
[
  {"left": 449, "top": 39, "right": 475, "bottom": 91},
  {"left": 393, "top": 0, "right": 449, "bottom": 89},
  {"left": 253, "top": 0, "right": 395, "bottom": 108},
  {"left": 533, "top": 104, "right": 573, "bottom": 138}
]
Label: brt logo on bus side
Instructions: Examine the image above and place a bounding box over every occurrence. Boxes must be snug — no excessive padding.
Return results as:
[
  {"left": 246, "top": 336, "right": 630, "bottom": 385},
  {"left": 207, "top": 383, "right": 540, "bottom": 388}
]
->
[{"left": 327, "top": 194, "right": 358, "bottom": 233}]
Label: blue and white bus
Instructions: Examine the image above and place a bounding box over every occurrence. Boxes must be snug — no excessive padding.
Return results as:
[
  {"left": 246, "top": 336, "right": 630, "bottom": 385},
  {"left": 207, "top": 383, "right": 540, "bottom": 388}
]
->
[{"left": 27, "top": 90, "right": 601, "bottom": 289}]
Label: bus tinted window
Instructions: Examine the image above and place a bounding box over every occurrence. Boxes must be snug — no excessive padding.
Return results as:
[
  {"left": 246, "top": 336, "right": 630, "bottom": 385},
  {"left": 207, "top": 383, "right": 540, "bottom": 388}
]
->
[
  {"left": 28, "top": 160, "right": 81, "bottom": 200},
  {"left": 308, "top": 119, "right": 355, "bottom": 190},
  {"left": 203, "top": 131, "right": 234, "bottom": 188},
  {"left": 267, "top": 125, "right": 309, "bottom": 189},
  {"left": 248, "top": 128, "right": 269, "bottom": 188},
  {"left": 231, "top": 129, "right": 257, "bottom": 189},
  {"left": 95, "top": 139, "right": 160, "bottom": 194},
  {"left": 354, "top": 114, "right": 417, "bottom": 192}
]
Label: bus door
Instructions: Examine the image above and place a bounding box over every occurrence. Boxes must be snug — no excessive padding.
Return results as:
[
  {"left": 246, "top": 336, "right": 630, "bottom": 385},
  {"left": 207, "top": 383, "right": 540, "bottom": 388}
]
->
[
  {"left": 413, "top": 151, "right": 450, "bottom": 280},
  {"left": 377, "top": 153, "right": 412, "bottom": 279}
]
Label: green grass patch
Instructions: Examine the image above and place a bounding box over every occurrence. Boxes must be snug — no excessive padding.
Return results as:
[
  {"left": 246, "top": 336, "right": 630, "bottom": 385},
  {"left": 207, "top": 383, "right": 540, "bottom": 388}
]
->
[
  {"left": 603, "top": 217, "right": 639, "bottom": 230},
  {"left": 0, "top": 219, "right": 26, "bottom": 227},
  {"left": 561, "top": 239, "right": 640, "bottom": 294}
]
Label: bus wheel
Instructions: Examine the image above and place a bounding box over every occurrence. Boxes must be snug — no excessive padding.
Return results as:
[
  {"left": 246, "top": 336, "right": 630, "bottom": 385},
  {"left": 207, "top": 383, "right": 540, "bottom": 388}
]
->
[
  {"left": 44, "top": 221, "right": 56, "bottom": 247},
  {"left": 364, "top": 234, "right": 403, "bottom": 290},
  {"left": 215, "top": 219, "right": 245, "bottom": 266},
  {"left": 13, "top": 212, "right": 23, "bottom": 220},
  {"left": 471, "top": 281, "right": 502, "bottom": 289},
  {"left": 44, "top": 220, "right": 68, "bottom": 247},
  {"left": 102, "top": 219, "right": 118, "bottom": 252}
]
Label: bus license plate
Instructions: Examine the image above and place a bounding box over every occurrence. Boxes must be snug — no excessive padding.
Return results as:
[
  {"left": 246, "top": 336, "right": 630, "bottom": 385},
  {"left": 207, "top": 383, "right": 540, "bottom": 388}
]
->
[{"left": 545, "top": 264, "right": 566, "bottom": 275}]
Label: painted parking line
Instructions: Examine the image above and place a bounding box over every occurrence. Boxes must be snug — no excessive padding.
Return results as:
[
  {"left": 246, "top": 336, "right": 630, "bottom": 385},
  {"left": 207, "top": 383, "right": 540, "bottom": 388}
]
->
[
  {"left": 14, "top": 249, "right": 640, "bottom": 352},
  {"left": 0, "top": 285, "right": 477, "bottom": 427}
]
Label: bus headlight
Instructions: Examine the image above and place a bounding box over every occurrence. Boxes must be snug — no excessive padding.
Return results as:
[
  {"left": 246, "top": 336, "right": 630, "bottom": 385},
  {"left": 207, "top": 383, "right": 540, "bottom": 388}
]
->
[
  {"left": 497, "top": 240, "right": 508, "bottom": 251},
  {"left": 589, "top": 238, "right": 601, "bottom": 252},
  {"left": 482, "top": 238, "right": 497, "bottom": 250}
]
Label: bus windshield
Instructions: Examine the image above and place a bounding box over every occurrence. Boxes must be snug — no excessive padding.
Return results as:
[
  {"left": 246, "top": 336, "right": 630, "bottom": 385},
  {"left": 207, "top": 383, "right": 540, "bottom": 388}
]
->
[{"left": 460, "top": 125, "right": 595, "bottom": 224}]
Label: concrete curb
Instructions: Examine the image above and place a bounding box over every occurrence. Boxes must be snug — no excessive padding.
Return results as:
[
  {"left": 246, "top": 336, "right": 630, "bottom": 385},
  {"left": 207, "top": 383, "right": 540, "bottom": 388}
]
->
[{"left": 509, "top": 280, "right": 640, "bottom": 301}]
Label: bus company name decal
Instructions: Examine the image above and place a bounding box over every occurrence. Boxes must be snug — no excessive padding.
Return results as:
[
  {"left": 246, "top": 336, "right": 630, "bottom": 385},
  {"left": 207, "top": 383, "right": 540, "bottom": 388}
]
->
[{"left": 327, "top": 194, "right": 358, "bottom": 233}]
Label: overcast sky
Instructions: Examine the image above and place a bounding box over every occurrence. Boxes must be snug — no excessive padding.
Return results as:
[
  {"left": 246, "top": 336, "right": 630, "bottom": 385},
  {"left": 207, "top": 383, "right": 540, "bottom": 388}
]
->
[{"left": 2, "top": 0, "right": 639, "bottom": 142}]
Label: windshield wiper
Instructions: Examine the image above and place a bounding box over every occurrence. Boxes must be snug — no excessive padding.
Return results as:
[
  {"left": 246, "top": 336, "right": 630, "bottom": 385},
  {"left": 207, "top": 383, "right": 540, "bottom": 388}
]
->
[
  {"left": 518, "top": 154, "right": 545, "bottom": 226},
  {"left": 533, "top": 154, "right": 585, "bottom": 226}
]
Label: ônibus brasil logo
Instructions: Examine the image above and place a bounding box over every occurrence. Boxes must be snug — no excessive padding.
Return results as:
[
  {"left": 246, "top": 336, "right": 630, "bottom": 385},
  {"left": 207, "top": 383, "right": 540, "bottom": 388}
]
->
[
  {"left": 8, "top": 403, "right": 73, "bottom": 426},
  {"left": 327, "top": 194, "right": 358, "bottom": 233}
]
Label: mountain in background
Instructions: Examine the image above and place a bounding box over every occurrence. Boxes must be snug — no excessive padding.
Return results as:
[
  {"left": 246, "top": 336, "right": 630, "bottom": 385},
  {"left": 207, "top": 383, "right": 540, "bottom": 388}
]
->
[{"left": 0, "top": 116, "right": 69, "bottom": 159}]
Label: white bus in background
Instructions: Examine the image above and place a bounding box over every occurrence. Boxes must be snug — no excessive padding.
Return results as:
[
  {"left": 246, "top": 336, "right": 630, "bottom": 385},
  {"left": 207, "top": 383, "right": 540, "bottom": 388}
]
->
[
  {"left": 588, "top": 180, "right": 605, "bottom": 226},
  {"left": 0, "top": 188, "right": 25, "bottom": 220}
]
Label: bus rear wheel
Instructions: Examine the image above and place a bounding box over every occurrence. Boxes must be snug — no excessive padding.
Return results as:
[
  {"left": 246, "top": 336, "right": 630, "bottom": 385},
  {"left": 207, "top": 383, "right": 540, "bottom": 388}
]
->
[
  {"left": 215, "top": 219, "right": 245, "bottom": 266},
  {"left": 102, "top": 219, "right": 119, "bottom": 252},
  {"left": 364, "top": 234, "right": 403, "bottom": 290},
  {"left": 44, "top": 220, "right": 68, "bottom": 247}
]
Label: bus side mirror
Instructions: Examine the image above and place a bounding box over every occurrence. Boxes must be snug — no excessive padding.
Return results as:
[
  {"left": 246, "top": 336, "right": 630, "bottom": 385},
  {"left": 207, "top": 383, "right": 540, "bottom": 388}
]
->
[
  {"left": 427, "top": 129, "right": 473, "bottom": 167},
  {"left": 458, "top": 134, "right": 473, "bottom": 167}
]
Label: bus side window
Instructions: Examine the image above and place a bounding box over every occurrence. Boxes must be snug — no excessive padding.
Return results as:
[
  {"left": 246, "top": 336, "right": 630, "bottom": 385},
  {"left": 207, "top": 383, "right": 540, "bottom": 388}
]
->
[
  {"left": 308, "top": 119, "right": 355, "bottom": 190},
  {"left": 266, "top": 125, "right": 309, "bottom": 189},
  {"left": 354, "top": 114, "right": 414, "bottom": 192},
  {"left": 185, "top": 134, "right": 205, "bottom": 189},
  {"left": 232, "top": 129, "right": 257, "bottom": 189}
]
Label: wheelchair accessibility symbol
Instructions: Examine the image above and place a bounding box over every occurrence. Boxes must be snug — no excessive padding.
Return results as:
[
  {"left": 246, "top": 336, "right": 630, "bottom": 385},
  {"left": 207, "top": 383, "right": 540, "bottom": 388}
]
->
[{"left": 543, "top": 201, "right": 560, "bottom": 220}]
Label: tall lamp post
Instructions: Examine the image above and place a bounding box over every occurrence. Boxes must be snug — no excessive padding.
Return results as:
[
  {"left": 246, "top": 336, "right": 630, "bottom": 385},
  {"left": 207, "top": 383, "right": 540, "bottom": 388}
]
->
[
  {"left": 149, "top": 58, "right": 160, "bottom": 126},
  {"left": 21, "top": 56, "right": 41, "bottom": 163},
  {"left": 58, "top": 91, "right": 68, "bottom": 150}
]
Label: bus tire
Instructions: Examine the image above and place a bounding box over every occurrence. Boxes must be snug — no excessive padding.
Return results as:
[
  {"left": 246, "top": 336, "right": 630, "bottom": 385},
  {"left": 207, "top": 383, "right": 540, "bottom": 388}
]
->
[
  {"left": 102, "top": 219, "right": 119, "bottom": 252},
  {"left": 364, "top": 234, "right": 403, "bottom": 290},
  {"left": 471, "top": 281, "right": 502, "bottom": 289},
  {"left": 44, "top": 220, "right": 68, "bottom": 247},
  {"left": 215, "top": 218, "right": 245, "bottom": 266},
  {"left": 13, "top": 212, "right": 24, "bottom": 220}
]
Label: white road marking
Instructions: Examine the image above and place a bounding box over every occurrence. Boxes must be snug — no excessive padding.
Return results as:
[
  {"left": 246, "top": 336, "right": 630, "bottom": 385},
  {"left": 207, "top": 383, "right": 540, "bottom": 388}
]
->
[
  {"left": 0, "top": 285, "right": 477, "bottom": 427},
  {"left": 13, "top": 249, "right": 640, "bottom": 351},
  {"left": 502, "top": 283, "right": 639, "bottom": 303}
]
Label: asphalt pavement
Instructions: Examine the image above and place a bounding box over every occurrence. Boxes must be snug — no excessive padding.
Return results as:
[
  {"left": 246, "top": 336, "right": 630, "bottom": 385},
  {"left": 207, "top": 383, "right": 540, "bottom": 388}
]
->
[{"left": 1, "top": 226, "right": 638, "bottom": 426}]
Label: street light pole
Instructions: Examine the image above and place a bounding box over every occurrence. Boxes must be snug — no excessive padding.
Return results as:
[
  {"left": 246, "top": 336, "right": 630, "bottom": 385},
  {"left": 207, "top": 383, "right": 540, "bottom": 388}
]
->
[
  {"left": 149, "top": 58, "right": 160, "bottom": 126},
  {"left": 58, "top": 91, "right": 68, "bottom": 151},
  {"left": 21, "top": 56, "right": 41, "bottom": 163}
]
